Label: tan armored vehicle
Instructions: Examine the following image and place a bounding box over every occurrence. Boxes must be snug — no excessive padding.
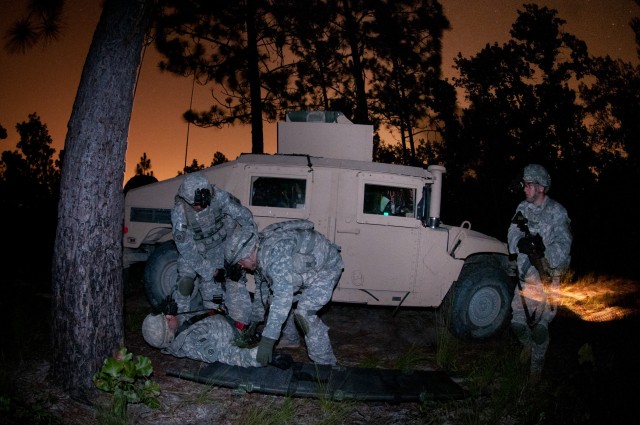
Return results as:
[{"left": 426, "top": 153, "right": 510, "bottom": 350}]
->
[{"left": 124, "top": 112, "right": 515, "bottom": 340}]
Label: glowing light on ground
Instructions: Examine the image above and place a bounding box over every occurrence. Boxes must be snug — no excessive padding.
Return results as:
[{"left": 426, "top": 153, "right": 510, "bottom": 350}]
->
[{"left": 555, "top": 275, "right": 639, "bottom": 322}]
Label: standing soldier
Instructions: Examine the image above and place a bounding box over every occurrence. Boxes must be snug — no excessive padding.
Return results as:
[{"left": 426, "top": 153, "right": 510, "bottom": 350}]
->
[
  {"left": 226, "top": 219, "right": 344, "bottom": 366},
  {"left": 171, "top": 171, "right": 256, "bottom": 325},
  {"left": 508, "top": 164, "right": 572, "bottom": 384}
]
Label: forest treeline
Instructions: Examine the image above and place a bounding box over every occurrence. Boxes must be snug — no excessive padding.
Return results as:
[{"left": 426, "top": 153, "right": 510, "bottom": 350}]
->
[{"left": 2, "top": 1, "right": 639, "bottom": 280}]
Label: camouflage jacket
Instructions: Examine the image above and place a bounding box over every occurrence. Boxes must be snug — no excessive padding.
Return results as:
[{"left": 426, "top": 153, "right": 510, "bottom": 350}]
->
[
  {"left": 508, "top": 196, "right": 572, "bottom": 276},
  {"left": 171, "top": 187, "right": 256, "bottom": 277},
  {"left": 162, "top": 314, "right": 260, "bottom": 367}
]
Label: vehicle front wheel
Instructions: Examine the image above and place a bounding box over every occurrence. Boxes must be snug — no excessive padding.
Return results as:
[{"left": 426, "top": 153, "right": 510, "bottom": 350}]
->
[
  {"left": 447, "top": 263, "right": 513, "bottom": 341},
  {"left": 143, "top": 241, "right": 179, "bottom": 310}
]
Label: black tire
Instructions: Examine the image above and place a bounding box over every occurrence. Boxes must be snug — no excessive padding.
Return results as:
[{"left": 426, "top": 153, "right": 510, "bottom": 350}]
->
[
  {"left": 143, "top": 241, "right": 179, "bottom": 310},
  {"left": 447, "top": 263, "right": 513, "bottom": 341}
]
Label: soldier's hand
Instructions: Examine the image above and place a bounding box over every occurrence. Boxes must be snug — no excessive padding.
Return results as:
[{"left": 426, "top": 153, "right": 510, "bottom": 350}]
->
[
  {"left": 233, "top": 322, "right": 260, "bottom": 348},
  {"left": 155, "top": 295, "right": 178, "bottom": 315},
  {"left": 214, "top": 268, "right": 226, "bottom": 283},
  {"left": 517, "top": 235, "right": 545, "bottom": 258},
  {"left": 256, "top": 337, "right": 276, "bottom": 366},
  {"left": 224, "top": 261, "right": 244, "bottom": 282},
  {"left": 530, "top": 234, "right": 545, "bottom": 257}
]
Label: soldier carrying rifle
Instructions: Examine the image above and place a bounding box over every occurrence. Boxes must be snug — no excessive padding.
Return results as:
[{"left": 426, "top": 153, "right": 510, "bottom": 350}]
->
[{"left": 508, "top": 164, "right": 572, "bottom": 384}]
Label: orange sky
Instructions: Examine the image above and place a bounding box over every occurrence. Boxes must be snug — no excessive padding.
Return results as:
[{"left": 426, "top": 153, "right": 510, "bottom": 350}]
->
[{"left": 1, "top": 0, "right": 638, "bottom": 182}]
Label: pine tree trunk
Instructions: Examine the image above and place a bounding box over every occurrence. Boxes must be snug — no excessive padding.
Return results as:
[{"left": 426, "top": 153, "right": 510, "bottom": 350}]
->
[{"left": 50, "top": 0, "right": 154, "bottom": 391}]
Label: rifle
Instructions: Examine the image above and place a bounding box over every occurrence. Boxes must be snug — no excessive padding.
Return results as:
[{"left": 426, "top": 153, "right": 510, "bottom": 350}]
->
[{"left": 512, "top": 211, "right": 551, "bottom": 283}]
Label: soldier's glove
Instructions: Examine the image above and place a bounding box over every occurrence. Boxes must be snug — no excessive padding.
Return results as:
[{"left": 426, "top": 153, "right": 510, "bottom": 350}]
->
[
  {"left": 214, "top": 268, "right": 226, "bottom": 283},
  {"left": 256, "top": 337, "right": 277, "bottom": 366},
  {"left": 155, "top": 295, "right": 178, "bottom": 315},
  {"left": 517, "top": 234, "right": 545, "bottom": 258},
  {"left": 224, "top": 261, "right": 244, "bottom": 282},
  {"left": 233, "top": 322, "right": 261, "bottom": 348}
]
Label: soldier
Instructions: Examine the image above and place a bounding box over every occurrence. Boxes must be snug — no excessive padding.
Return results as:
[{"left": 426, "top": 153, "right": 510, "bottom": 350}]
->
[
  {"left": 226, "top": 219, "right": 344, "bottom": 366},
  {"left": 141, "top": 312, "right": 262, "bottom": 367},
  {"left": 508, "top": 164, "right": 572, "bottom": 384},
  {"left": 171, "top": 171, "right": 256, "bottom": 325}
]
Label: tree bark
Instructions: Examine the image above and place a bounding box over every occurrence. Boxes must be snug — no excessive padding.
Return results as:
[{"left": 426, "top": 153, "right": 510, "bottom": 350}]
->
[{"left": 50, "top": 0, "right": 154, "bottom": 391}]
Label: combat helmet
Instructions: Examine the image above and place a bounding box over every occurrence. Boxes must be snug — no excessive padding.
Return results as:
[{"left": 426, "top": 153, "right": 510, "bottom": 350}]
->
[
  {"left": 226, "top": 227, "right": 258, "bottom": 265},
  {"left": 523, "top": 164, "right": 551, "bottom": 189},
  {"left": 141, "top": 313, "right": 174, "bottom": 348},
  {"left": 178, "top": 172, "right": 212, "bottom": 207}
]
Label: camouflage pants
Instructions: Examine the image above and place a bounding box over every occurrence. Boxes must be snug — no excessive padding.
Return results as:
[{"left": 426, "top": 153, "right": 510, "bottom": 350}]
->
[
  {"left": 294, "top": 251, "right": 344, "bottom": 365},
  {"left": 511, "top": 268, "right": 559, "bottom": 375}
]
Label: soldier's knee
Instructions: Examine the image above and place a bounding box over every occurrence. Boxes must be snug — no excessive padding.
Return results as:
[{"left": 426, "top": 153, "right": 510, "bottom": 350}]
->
[
  {"left": 177, "top": 276, "right": 195, "bottom": 296},
  {"left": 511, "top": 322, "right": 529, "bottom": 339},
  {"left": 294, "top": 310, "right": 315, "bottom": 335},
  {"left": 531, "top": 324, "right": 549, "bottom": 344}
]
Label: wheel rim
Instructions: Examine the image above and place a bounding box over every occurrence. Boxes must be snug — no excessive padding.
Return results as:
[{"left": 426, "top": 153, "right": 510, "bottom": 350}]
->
[
  {"left": 160, "top": 261, "right": 178, "bottom": 298},
  {"left": 468, "top": 286, "right": 501, "bottom": 327}
]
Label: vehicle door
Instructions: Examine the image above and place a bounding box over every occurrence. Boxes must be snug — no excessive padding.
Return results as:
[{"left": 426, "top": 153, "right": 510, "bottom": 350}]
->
[{"left": 334, "top": 172, "right": 423, "bottom": 299}]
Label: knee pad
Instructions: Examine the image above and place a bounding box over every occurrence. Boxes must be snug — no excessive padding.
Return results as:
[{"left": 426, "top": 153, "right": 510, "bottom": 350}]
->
[
  {"left": 531, "top": 324, "right": 549, "bottom": 344},
  {"left": 511, "top": 322, "right": 528, "bottom": 340},
  {"left": 177, "top": 276, "right": 195, "bottom": 296},
  {"left": 294, "top": 311, "right": 311, "bottom": 335}
]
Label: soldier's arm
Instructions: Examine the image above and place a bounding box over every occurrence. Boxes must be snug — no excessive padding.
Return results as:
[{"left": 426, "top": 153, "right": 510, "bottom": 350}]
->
[
  {"left": 260, "top": 244, "right": 296, "bottom": 341},
  {"left": 545, "top": 205, "right": 572, "bottom": 270},
  {"left": 507, "top": 204, "right": 527, "bottom": 255},
  {"left": 218, "top": 189, "right": 257, "bottom": 231}
]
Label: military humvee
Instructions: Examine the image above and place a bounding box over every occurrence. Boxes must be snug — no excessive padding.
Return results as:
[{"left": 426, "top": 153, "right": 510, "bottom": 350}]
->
[{"left": 123, "top": 111, "right": 515, "bottom": 340}]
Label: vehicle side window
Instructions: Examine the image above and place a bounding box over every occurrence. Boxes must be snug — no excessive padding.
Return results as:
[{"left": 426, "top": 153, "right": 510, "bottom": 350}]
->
[
  {"left": 250, "top": 177, "right": 306, "bottom": 209},
  {"left": 363, "top": 184, "right": 415, "bottom": 217}
]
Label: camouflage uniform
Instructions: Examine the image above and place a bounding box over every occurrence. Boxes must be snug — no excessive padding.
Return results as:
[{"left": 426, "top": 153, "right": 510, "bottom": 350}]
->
[
  {"left": 508, "top": 166, "right": 572, "bottom": 379},
  {"left": 162, "top": 314, "right": 261, "bottom": 367},
  {"left": 251, "top": 222, "right": 344, "bottom": 365},
  {"left": 171, "top": 172, "right": 256, "bottom": 323}
]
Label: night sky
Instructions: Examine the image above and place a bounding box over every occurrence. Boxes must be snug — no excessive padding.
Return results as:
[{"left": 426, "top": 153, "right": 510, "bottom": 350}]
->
[{"left": 0, "top": 0, "right": 638, "bottom": 182}]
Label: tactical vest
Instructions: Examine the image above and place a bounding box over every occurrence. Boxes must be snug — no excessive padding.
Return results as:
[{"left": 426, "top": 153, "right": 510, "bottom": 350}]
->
[{"left": 177, "top": 196, "right": 226, "bottom": 255}]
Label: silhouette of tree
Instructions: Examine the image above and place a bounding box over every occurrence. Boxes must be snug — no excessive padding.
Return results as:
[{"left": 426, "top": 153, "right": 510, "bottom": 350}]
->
[
  {"left": 449, "top": 4, "right": 593, "bottom": 238},
  {"left": 0, "top": 114, "right": 60, "bottom": 278},
  {"left": 135, "top": 151, "right": 154, "bottom": 176},
  {"left": 576, "top": 8, "right": 640, "bottom": 278},
  {"left": 179, "top": 158, "right": 206, "bottom": 175},
  {"left": 0, "top": 113, "right": 61, "bottom": 206},
  {"left": 155, "top": 0, "right": 293, "bottom": 154},
  {"left": 368, "top": 0, "right": 450, "bottom": 164},
  {"left": 283, "top": 0, "right": 373, "bottom": 124},
  {"left": 123, "top": 174, "right": 158, "bottom": 195},
  {"left": 4, "top": 0, "right": 65, "bottom": 54},
  {"left": 211, "top": 151, "right": 228, "bottom": 166}
]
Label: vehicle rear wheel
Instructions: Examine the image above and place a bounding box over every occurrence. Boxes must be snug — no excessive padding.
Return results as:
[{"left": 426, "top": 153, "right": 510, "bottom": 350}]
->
[
  {"left": 143, "top": 241, "right": 179, "bottom": 310},
  {"left": 447, "top": 263, "right": 513, "bottom": 341}
]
